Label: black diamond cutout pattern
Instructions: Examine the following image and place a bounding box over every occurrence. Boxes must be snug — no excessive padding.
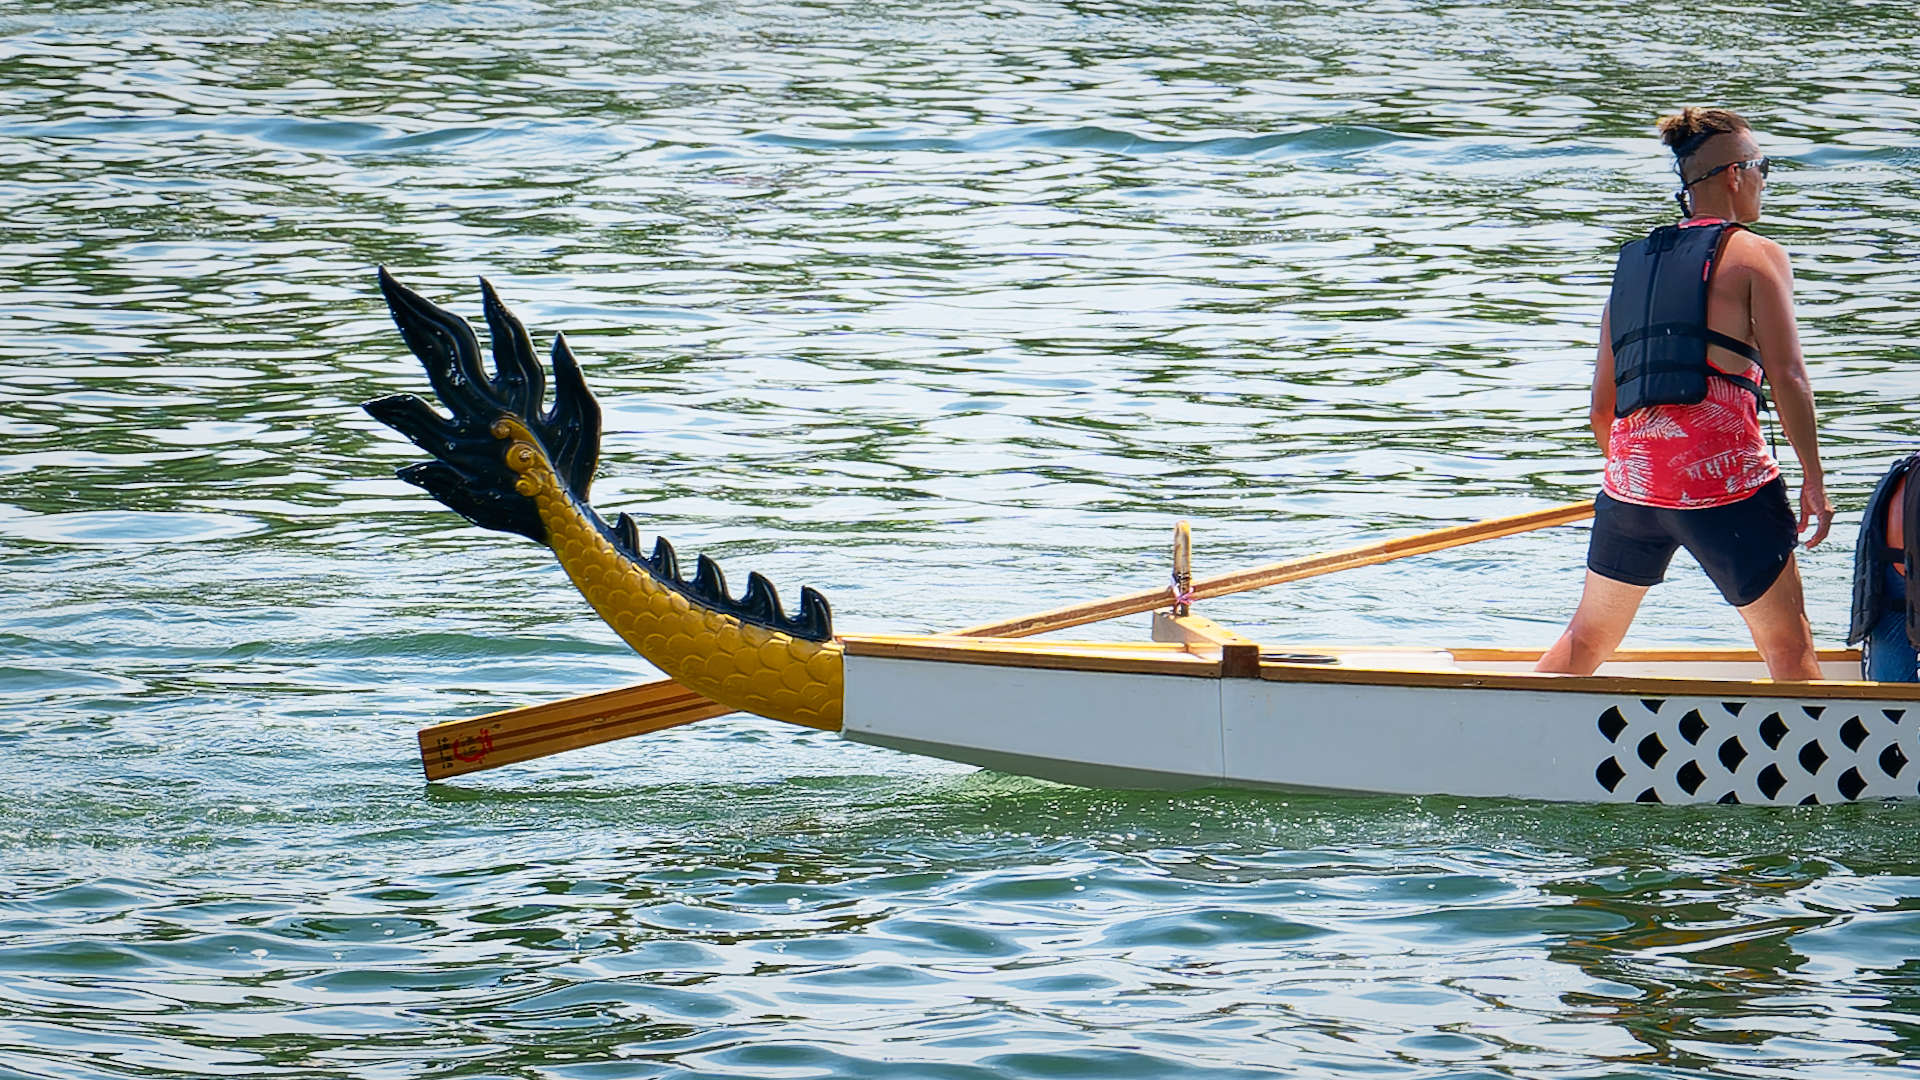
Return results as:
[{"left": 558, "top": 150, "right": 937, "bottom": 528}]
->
[
  {"left": 1638, "top": 732, "right": 1667, "bottom": 768},
  {"left": 1799, "top": 739, "right": 1829, "bottom": 776},
  {"left": 1841, "top": 717, "right": 1870, "bottom": 752},
  {"left": 1597, "top": 757, "right": 1626, "bottom": 792},
  {"left": 1839, "top": 767, "right": 1868, "bottom": 800},
  {"left": 1758, "top": 764, "right": 1787, "bottom": 799},
  {"left": 1718, "top": 790, "right": 1741, "bottom": 804},
  {"left": 1676, "top": 760, "right": 1706, "bottom": 795},
  {"left": 1760, "top": 713, "right": 1789, "bottom": 750},
  {"left": 1719, "top": 735, "right": 1749, "bottom": 772},
  {"left": 1882, "top": 743, "right": 1910, "bottom": 778},
  {"left": 1590, "top": 703, "right": 1900, "bottom": 805}
]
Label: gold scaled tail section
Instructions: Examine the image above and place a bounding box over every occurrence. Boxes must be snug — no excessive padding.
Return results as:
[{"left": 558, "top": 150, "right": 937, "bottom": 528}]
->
[{"left": 495, "top": 417, "right": 844, "bottom": 729}]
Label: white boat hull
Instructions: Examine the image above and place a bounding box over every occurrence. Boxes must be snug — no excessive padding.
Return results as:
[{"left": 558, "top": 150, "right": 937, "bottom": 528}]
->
[
  {"left": 847, "top": 655, "right": 1230, "bottom": 789},
  {"left": 841, "top": 630, "right": 1920, "bottom": 804}
]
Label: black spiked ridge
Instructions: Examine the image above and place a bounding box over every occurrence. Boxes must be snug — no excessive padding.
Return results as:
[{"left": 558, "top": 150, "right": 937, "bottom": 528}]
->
[{"left": 365, "top": 269, "right": 833, "bottom": 642}]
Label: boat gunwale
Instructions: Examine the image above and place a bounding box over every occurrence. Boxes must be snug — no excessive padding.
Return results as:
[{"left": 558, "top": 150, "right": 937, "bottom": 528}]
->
[
  {"left": 1253, "top": 658, "right": 1913, "bottom": 701},
  {"left": 843, "top": 635, "right": 1222, "bottom": 678},
  {"left": 841, "top": 635, "right": 1913, "bottom": 702}
]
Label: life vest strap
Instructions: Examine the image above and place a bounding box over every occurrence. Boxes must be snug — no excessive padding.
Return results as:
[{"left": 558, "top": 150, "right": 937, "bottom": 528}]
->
[
  {"left": 1714, "top": 368, "right": 1768, "bottom": 410},
  {"left": 1611, "top": 322, "right": 1762, "bottom": 364},
  {"left": 1610, "top": 322, "right": 1767, "bottom": 410}
]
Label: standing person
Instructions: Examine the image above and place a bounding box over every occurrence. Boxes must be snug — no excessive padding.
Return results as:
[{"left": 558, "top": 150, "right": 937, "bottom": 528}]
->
[{"left": 1535, "top": 107, "right": 1835, "bottom": 680}]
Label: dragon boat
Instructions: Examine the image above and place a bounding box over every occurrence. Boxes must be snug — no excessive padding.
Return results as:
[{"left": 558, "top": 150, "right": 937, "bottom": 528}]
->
[{"left": 366, "top": 271, "right": 1920, "bottom": 806}]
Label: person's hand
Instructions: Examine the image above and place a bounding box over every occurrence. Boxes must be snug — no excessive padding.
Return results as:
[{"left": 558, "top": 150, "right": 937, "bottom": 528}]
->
[{"left": 1798, "top": 475, "right": 1835, "bottom": 548}]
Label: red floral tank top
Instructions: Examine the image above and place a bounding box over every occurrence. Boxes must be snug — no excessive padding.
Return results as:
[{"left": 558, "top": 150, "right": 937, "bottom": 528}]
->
[{"left": 1602, "top": 218, "right": 1778, "bottom": 509}]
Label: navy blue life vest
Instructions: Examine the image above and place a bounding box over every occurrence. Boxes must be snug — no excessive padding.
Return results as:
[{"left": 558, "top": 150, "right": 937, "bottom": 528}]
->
[
  {"left": 1607, "top": 223, "right": 1767, "bottom": 418},
  {"left": 1849, "top": 453, "right": 1920, "bottom": 648}
]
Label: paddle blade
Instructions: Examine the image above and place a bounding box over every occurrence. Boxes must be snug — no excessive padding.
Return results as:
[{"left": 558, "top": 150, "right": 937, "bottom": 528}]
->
[{"left": 418, "top": 678, "right": 735, "bottom": 780}]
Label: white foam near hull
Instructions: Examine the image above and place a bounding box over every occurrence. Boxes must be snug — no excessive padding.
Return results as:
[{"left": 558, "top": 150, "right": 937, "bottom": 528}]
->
[{"left": 841, "top": 641, "right": 1920, "bottom": 804}]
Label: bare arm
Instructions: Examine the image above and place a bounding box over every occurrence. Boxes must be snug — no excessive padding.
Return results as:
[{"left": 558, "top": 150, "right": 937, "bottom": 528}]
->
[
  {"left": 1748, "top": 239, "right": 1832, "bottom": 546},
  {"left": 1590, "top": 302, "right": 1614, "bottom": 453}
]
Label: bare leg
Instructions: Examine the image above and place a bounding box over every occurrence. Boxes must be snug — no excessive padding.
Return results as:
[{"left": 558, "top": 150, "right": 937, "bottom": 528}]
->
[
  {"left": 1734, "top": 555, "right": 1823, "bottom": 681},
  {"left": 1534, "top": 572, "right": 1651, "bottom": 675}
]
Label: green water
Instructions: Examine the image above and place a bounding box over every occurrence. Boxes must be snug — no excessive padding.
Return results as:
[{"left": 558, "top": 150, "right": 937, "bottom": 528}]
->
[{"left": 5, "top": 0, "right": 1920, "bottom": 1075}]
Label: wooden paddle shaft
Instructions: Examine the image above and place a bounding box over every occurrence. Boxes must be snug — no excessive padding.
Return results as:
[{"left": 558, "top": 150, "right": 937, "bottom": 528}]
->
[{"left": 952, "top": 500, "right": 1595, "bottom": 639}]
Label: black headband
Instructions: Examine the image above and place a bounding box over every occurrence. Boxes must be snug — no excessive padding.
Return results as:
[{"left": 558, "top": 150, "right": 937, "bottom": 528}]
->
[{"left": 1670, "top": 129, "right": 1718, "bottom": 161}]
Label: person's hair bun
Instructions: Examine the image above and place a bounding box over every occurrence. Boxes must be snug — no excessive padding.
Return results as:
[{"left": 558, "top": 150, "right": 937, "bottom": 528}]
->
[{"left": 1656, "top": 107, "right": 1749, "bottom": 159}]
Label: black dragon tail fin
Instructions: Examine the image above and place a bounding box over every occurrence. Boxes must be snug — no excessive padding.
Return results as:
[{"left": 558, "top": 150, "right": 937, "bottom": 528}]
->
[
  {"left": 363, "top": 267, "right": 602, "bottom": 544},
  {"left": 364, "top": 270, "right": 836, "bottom": 646}
]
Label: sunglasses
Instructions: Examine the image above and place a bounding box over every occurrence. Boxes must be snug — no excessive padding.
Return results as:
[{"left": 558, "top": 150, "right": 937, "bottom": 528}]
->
[{"left": 1685, "top": 157, "right": 1771, "bottom": 188}]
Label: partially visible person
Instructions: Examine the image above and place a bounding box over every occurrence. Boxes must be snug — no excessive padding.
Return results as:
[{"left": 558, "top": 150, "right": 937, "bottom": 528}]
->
[
  {"left": 1534, "top": 106, "right": 1835, "bottom": 681},
  {"left": 1849, "top": 454, "right": 1920, "bottom": 681}
]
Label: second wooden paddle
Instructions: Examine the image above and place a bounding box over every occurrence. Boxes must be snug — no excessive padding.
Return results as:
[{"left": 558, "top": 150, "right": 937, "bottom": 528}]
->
[{"left": 954, "top": 499, "right": 1595, "bottom": 638}]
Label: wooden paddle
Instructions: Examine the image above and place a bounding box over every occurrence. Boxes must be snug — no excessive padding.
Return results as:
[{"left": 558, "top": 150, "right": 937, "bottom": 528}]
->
[
  {"left": 955, "top": 499, "right": 1597, "bottom": 638},
  {"left": 419, "top": 678, "right": 736, "bottom": 780},
  {"left": 418, "top": 499, "right": 1594, "bottom": 779}
]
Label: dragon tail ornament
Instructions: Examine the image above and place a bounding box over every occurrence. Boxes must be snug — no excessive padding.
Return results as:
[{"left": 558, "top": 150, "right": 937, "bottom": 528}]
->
[{"left": 364, "top": 269, "right": 844, "bottom": 730}]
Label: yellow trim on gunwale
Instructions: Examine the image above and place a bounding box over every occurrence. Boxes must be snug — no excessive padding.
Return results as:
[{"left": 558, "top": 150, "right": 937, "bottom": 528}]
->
[
  {"left": 1256, "top": 661, "right": 1916, "bottom": 702},
  {"left": 845, "top": 635, "right": 1219, "bottom": 677}
]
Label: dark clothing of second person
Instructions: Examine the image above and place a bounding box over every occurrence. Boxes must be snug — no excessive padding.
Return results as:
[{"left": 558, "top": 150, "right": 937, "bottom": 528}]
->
[{"left": 1851, "top": 453, "right": 1920, "bottom": 681}]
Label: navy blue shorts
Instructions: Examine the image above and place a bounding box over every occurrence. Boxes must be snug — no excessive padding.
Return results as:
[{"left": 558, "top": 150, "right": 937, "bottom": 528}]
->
[{"left": 1587, "top": 477, "right": 1797, "bottom": 607}]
